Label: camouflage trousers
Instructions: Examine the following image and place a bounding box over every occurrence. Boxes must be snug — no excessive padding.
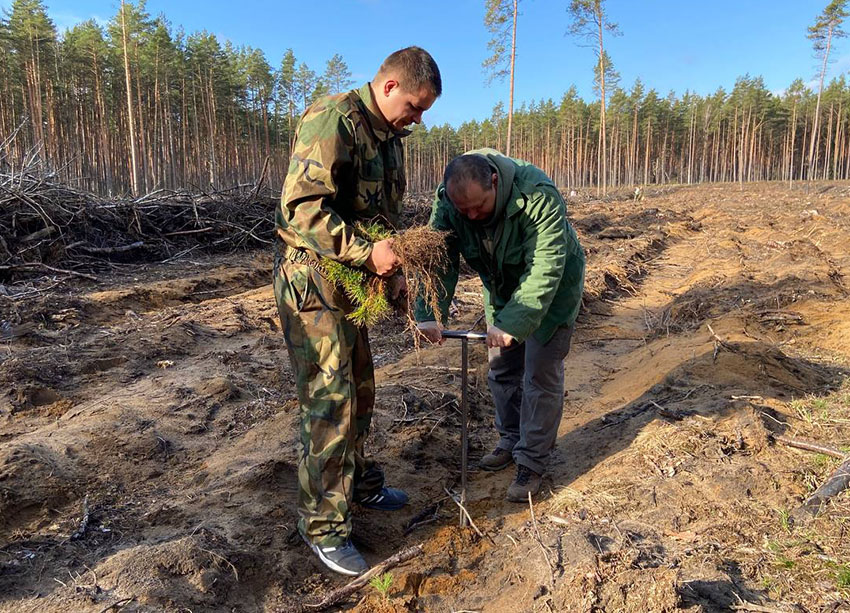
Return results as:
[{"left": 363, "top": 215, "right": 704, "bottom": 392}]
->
[{"left": 273, "top": 247, "right": 384, "bottom": 547}]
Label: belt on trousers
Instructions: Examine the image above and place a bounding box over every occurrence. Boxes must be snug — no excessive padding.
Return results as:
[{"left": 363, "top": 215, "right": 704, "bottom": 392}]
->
[{"left": 279, "top": 242, "right": 328, "bottom": 277}]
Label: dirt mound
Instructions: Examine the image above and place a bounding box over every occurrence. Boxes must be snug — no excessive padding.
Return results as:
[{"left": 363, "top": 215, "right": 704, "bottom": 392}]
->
[
  {"left": 0, "top": 443, "right": 79, "bottom": 534},
  {"left": 22, "top": 531, "right": 249, "bottom": 613},
  {"left": 93, "top": 532, "right": 240, "bottom": 609}
]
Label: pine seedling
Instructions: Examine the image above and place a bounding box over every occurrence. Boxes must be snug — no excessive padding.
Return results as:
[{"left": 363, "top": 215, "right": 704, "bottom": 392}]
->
[
  {"left": 320, "top": 222, "right": 394, "bottom": 326},
  {"left": 369, "top": 572, "right": 393, "bottom": 601},
  {"left": 355, "top": 221, "right": 394, "bottom": 241},
  {"left": 319, "top": 221, "right": 449, "bottom": 330}
]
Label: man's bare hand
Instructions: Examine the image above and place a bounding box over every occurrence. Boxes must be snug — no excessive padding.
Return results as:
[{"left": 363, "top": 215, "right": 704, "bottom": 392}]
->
[
  {"left": 486, "top": 324, "right": 515, "bottom": 349},
  {"left": 417, "top": 320, "right": 444, "bottom": 345},
  {"left": 365, "top": 238, "right": 400, "bottom": 277}
]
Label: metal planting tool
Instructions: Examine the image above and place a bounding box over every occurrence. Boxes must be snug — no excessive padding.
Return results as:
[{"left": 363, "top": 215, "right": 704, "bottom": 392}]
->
[{"left": 440, "top": 329, "right": 487, "bottom": 527}]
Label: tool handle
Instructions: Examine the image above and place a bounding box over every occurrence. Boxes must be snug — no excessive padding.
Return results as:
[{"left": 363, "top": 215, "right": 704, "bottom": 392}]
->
[{"left": 441, "top": 330, "right": 487, "bottom": 341}]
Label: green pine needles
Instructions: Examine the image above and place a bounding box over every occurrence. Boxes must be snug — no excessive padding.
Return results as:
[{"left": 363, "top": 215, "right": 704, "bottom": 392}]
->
[
  {"left": 368, "top": 572, "right": 393, "bottom": 601},
  {"left": 352, "top": 221, "right": 394, "bottom": 242},
  {"left": 320, "top": 222, "right": 394, "bottom": 327},
  {"left": 320, "top": 258, "right": 391, "bottom": 326},
  {"left": 320, "top": 221, "right": 449, "bottom": 329}
]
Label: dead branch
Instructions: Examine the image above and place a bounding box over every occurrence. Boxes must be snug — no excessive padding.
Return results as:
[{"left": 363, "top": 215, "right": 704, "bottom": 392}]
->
[
  {"left": 443, "top": 487, "right": 487, "bottom": 539},
  {"left": 70, "top": 495, "right": 90, "bottom": 541},
  {"left": 249, "top": 156, "right": 271, "bottom": 202},
  {"left": 73, "top": 241, "right": 145, "bottom": 254},
  {"left": 304, "top": 544, "right": 423, "bottom": 610},
  {"left": 773, "top": 435, "right": 847, "bottom": 460},
  {"left": 706, "top": 322, "right": 734, "bottom": 348},
  {"left": 757, "top": 310, "right": 805, "bottom": 324},
  {"left": 528, "top": 492, "right": 556, "bottom": 588},
  {"left": 0, "top": 262, "right": 97, "bottom": 281},
  {"left": 96, "top": 597, "right": 134, "bottom": 613},
  {"left": 0, "top": 321, "right": 35, "bottom": 340},
  {"left": 21, "top": 226, "right": 55, "bottom": 242},
  {"left": 162, "top": 227, "right": 214, "bottom": 236},
  {"left": 731, "top": 594, "right": 791, "bottom": 613},
  {"left": 403, "top": 498, "right": 447, "bottom": 536},
  {"left": 403, "top": 515, "right": 439, "bottom": 535},
  {"left": 651, "top": 399, "right": 694, "bottom": 421},
  {"left": 797, "top": 457, "right": 850, "bottom": 517},
  {"left": 200, "top": 547, "right": 239, "bottom": 581}
]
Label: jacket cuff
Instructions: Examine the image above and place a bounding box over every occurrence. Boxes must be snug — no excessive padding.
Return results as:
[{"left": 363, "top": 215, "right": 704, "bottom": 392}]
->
[{"left": 347, "top": 238, "right": 374, "bottom": 268}]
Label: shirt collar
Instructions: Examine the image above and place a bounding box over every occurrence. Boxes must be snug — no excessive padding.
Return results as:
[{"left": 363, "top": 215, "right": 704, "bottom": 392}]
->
[{"left": 357, "top": 82, "right": 411, "bottom": 141}]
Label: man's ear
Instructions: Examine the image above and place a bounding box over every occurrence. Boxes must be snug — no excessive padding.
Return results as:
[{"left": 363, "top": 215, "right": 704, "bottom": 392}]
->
[
  {"left": 383, "top": 79, "right": 400, "bottom": 97},
  {"left": 491, "top": 173, "right": 498, "bottom": 190}
]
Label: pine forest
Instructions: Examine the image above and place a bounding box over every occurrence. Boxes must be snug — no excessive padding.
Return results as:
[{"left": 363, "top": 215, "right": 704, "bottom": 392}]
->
[{"left": 2, "top": 0, "right": 850, "bottom": 196}]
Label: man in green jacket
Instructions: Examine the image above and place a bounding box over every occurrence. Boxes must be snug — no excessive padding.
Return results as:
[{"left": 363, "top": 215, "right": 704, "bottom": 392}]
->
[
  {"left": 416, "top": 149, "right": 585, "bottom": 501},
  {"left": 275, "top": 47, "right": 441, "bottom": 576}
]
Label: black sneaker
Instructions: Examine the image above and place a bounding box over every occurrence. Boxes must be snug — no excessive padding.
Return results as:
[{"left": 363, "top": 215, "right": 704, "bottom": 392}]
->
[
  {"left": 355, "top": 486, "right": 409, "bottom": 510},
  {"left": 302, "top": 534, "right": 369, "bottom": 576},
  {"left": 478, "top": 446, "right": 513, "bottom": 471},
  {"left": 506, "top": 464, "right": 542, "bottom": 502}
]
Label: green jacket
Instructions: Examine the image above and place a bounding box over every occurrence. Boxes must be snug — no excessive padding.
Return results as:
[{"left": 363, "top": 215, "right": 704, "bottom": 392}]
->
[
  {"left": 276, "top": 83, "right": 407, "bottom": 266},
  {"left": 415, "top": 150, "right": 585, "bottom": 344}
]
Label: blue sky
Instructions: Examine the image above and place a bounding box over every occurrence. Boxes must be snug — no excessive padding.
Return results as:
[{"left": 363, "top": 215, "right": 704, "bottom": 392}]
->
[{"left": 3, "top": 0, "right": 849, "bottom": 127}]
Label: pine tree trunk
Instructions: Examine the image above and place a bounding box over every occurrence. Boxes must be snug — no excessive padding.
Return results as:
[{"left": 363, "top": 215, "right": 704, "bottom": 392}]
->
[
  {"left": 121, "top": 1, "right": 141, "bottom": 196},
  {"left": 505, "top": 0, "right": 517, "bottom": 157},
  {"left": 808, "top": 24, "right": 834, "bottom": 180}
]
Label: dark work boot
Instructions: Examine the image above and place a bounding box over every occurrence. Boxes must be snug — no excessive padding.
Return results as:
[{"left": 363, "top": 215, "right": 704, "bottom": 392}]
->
[
  {"left": 478, "top": 447, "right": 513, "bottom": 472},
  {"left": 506, "top": 464, "right": 542, "bottom": 502}
]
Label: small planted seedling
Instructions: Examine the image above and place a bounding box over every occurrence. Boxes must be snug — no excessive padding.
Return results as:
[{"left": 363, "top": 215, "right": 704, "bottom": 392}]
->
[
  {"left": 835, "top": 565, "right": 850, "bottom": 589},
  {"left": 369, "top": 572, "right": 393, "bottom": 601}
]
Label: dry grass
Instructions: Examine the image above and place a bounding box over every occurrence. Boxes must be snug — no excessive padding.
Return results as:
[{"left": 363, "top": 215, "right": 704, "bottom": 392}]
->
[
  {"left": 548, "top": 384, "right": 850, "bottom": 608},
  {"left": 551, "top": 482, "right": 640, "bottom": 519},
  {"left": 788, "top": 381, "right": 850, "bottom": 434},
  {"left": 749, "top": 493, "right": 850, "bottom": 603}
]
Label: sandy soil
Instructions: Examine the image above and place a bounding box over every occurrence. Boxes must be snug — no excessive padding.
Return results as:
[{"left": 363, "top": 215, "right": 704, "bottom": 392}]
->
[{"left": 2, "top": 182, "right": 850, "bottom": 612}]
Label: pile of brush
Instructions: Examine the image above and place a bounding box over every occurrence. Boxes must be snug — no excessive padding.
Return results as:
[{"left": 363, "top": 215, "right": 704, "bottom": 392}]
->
[{"left": 0, "top": 164, "right": 277, "bottom": 283}]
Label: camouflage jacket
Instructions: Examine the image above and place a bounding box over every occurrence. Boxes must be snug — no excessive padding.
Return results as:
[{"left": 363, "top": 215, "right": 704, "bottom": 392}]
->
[{"left": 276, "top": 83, "right": 408, "bottom": 267}]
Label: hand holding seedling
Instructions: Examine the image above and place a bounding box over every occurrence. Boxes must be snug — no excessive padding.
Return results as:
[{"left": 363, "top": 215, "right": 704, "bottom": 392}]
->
[{"left": 365, "top": 238, "right": 400, "bottom": 276}]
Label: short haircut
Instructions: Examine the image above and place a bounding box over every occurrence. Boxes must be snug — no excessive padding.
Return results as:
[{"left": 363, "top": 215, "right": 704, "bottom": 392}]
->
[
  {"left": 444, "top": 154, "right": 493, "bottom": 194},
  {"left": 376, "top": 47, "right": 442, "bottom": 97}
]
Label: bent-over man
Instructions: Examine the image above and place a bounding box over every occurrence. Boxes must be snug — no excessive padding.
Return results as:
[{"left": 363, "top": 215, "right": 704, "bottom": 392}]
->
[{"left": 416, "top": 148, "right": 585, "bottom": 501}]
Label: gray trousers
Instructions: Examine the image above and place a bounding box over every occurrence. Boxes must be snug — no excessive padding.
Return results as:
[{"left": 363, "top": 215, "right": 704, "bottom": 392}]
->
[{"left": 487, "top": 325, "right": 574, "bottom": 475}]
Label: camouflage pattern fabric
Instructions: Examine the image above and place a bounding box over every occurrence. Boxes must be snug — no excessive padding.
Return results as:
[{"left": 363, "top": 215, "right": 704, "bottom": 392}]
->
[
  {"left": 274, "top": 83, "right": 406, "bottom": 546},
  {"left": 273, "top": 251, "right": 384, "bottom": 545},
  {"left": 276, "top": 83, "right": 407, "bottom": 266}
]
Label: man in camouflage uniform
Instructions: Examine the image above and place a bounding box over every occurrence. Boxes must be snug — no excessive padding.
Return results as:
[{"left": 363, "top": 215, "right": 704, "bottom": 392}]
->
[{"left": 273, "top": 47, "right": 441, "bottom": 576}]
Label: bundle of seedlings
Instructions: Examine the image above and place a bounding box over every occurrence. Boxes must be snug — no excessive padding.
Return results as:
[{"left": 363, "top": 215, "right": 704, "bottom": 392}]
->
[{"left": 320, "top": 222, "right": 448, "bottom": 328}]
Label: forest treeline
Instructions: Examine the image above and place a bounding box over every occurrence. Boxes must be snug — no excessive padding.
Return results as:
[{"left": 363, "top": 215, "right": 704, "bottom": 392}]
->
[{"left": 2, "top": 0, "right": 849, "bottom": 196}]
